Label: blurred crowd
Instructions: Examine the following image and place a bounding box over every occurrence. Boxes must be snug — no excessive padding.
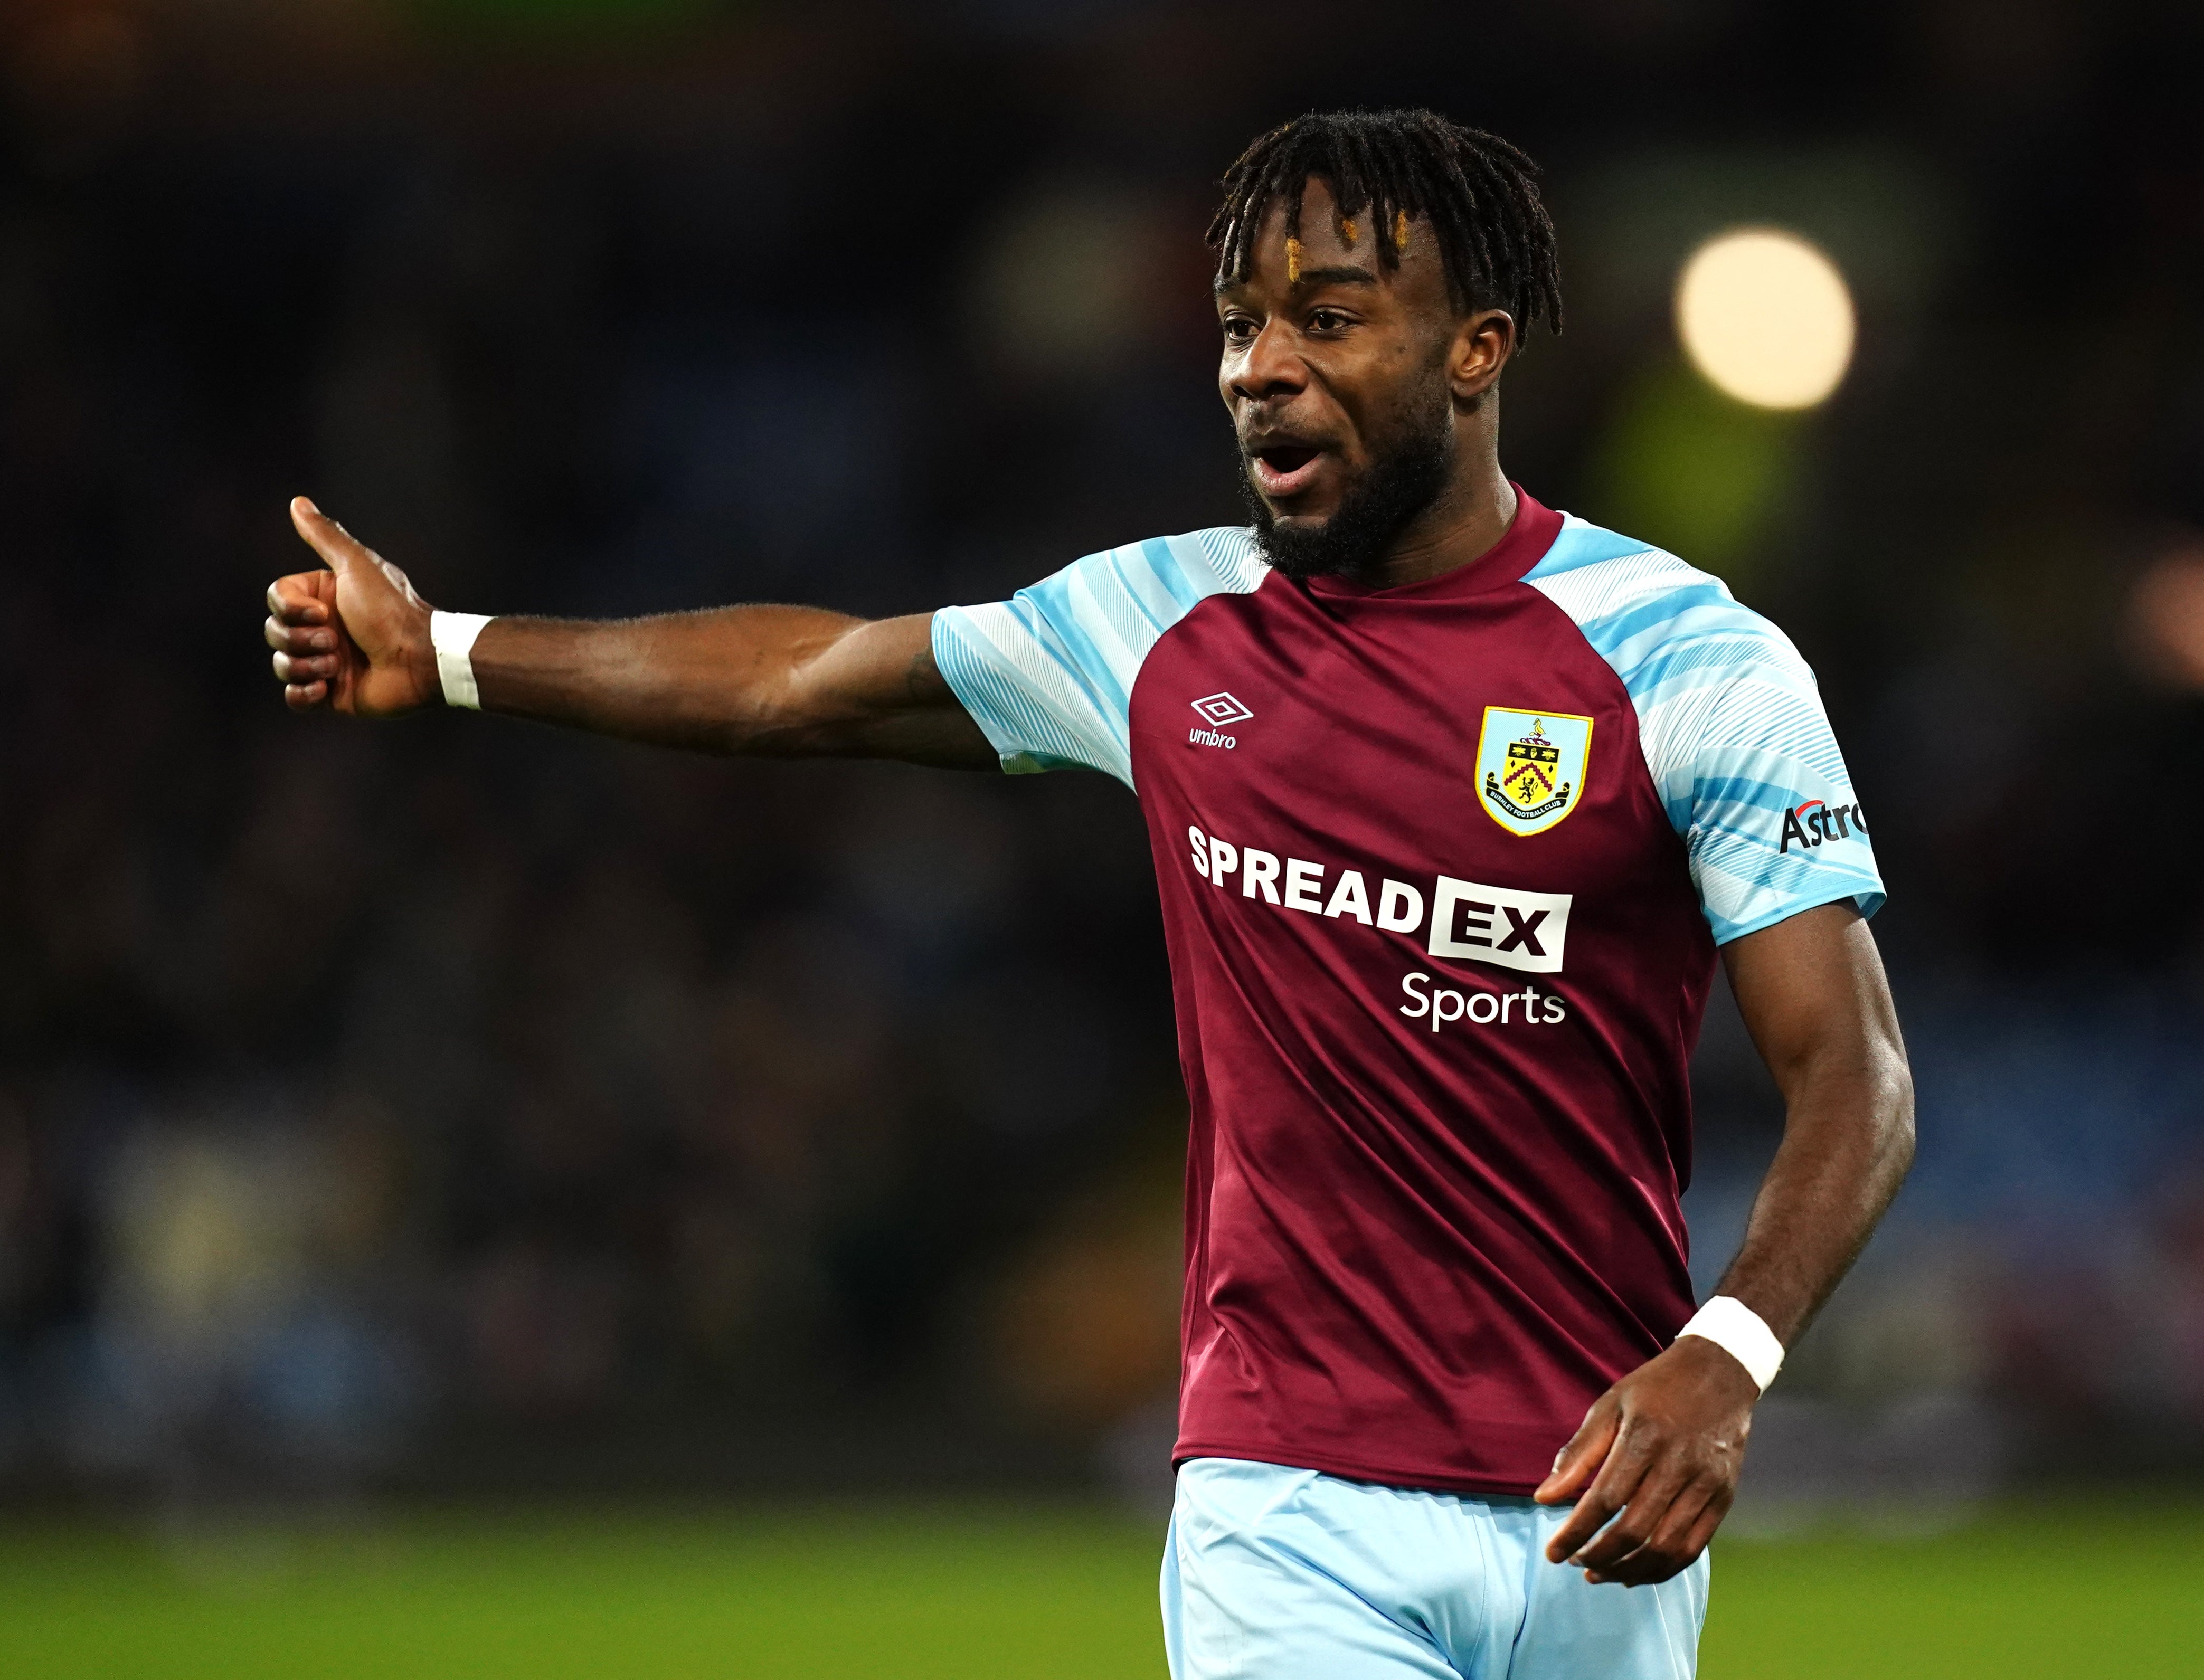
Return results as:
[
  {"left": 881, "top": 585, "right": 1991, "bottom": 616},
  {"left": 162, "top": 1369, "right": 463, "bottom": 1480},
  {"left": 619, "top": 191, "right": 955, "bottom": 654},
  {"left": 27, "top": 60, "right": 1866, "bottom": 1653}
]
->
[{"left": 2, "top": 0, "right": 2203, "bottom": 1505}]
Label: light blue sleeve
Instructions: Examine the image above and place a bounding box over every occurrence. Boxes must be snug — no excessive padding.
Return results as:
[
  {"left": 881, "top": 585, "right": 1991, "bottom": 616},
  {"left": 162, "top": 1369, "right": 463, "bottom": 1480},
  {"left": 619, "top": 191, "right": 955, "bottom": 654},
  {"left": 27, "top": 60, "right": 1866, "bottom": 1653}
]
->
[
  {"left": 930, "top": 528, "right": 1267, "bottom": 789},
  {"left": 1527, "top": 516, "right": 1885, "bottom": 944}
]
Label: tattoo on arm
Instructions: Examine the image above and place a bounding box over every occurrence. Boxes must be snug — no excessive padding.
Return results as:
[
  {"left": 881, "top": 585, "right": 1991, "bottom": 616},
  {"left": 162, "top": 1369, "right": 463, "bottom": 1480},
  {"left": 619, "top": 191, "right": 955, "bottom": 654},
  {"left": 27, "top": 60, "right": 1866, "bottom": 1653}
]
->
[{"left": 904, "top": 642, "right": 950, "bottom": 705}]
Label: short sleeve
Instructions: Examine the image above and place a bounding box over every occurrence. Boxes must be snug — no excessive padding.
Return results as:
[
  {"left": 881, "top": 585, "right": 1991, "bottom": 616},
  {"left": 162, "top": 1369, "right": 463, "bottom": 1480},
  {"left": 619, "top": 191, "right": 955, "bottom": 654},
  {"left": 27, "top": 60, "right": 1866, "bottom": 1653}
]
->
[
  {"left": 1649, "top": 621, "right": 1884, "bottom": 943},
  {"left": 930, "top": 528, "right": 1267, "bottom": 790},
  {"left": 1526, "top": 521, "right": 1885, "bottom": 944}
]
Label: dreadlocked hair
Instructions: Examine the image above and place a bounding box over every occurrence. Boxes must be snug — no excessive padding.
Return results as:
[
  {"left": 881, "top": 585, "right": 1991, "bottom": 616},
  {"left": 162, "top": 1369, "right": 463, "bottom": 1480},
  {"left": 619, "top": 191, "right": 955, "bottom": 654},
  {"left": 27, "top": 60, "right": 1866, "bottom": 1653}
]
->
[{"left": 1207, "top": 108, "right": 1563, "bottom": 338}]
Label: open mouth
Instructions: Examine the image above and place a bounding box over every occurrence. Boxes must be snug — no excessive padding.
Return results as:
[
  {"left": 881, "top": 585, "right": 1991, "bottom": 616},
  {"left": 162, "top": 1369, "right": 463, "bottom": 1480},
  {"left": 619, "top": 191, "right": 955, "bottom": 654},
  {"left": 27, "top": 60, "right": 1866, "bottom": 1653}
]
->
[{"left": 1248, "top": 444, "right": 1326, "bottom": 499}]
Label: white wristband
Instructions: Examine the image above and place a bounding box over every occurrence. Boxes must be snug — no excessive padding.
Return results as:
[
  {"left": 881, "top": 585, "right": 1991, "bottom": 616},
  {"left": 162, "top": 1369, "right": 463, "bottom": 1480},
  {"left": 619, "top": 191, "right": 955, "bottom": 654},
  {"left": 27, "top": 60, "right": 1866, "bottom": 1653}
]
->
[
  {"left": 430, "top": 611, "right": 493, "bottom": 710},
  {"left": 1677, "top": 1295, "right": 1784, "bottom": 1392}
]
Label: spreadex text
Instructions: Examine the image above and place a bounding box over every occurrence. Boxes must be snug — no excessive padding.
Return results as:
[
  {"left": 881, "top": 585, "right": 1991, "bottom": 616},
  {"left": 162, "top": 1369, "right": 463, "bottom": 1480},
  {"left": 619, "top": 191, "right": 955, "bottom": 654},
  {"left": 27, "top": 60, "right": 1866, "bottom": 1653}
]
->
[{"left": 1186, "top": 823, "right": 1576, "bottom": 1030}]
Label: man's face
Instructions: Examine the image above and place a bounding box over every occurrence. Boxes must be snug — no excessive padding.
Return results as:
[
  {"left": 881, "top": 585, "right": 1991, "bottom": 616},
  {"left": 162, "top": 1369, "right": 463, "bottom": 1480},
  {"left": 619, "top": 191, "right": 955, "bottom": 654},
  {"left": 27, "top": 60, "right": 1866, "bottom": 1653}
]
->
[{"left": 1216, "top": 180, "right": 1464, "bottom": 578}]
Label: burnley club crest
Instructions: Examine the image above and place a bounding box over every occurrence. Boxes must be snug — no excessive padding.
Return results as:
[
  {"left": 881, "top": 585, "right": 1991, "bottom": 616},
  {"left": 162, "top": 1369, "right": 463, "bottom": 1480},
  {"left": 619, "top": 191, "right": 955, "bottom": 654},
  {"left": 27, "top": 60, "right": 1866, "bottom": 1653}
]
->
[{"left": 1476, "top": 707, "right": 1593, "bottom": 837}]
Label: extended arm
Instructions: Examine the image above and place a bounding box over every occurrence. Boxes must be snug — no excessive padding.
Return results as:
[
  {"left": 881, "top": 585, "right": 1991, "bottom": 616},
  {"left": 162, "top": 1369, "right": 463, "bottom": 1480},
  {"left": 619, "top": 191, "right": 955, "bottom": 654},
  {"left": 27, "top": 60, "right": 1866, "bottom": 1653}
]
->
[
  {"left": 263, "top": 499, "right": 997, "bottom": 768},
  {"left": 1534, "top": 900, "right": 1914, "bottom": 1583}
]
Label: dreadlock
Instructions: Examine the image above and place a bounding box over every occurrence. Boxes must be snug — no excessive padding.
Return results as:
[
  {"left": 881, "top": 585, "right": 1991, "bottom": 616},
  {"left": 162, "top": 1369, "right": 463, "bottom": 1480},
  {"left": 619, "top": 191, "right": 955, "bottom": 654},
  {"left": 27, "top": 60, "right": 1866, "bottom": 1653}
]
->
[{"left": 1207, "top": 109, "right": 1563, "bottom": 339}]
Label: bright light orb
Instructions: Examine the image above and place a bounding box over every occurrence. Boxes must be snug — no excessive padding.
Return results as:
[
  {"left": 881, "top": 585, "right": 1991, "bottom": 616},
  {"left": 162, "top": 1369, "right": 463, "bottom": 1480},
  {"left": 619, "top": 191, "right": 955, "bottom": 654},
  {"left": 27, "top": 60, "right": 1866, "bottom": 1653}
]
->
[{"left": 1675, "top": 229, "right": 1856, "bottom": 410}]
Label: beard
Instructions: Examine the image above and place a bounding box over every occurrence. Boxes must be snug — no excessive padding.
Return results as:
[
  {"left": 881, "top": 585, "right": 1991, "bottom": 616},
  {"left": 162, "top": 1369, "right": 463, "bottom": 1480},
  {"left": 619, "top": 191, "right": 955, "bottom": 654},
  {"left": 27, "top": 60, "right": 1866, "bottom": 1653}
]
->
[{"left": 1238, "top": 388, "right": 1453, "bottom": 581}]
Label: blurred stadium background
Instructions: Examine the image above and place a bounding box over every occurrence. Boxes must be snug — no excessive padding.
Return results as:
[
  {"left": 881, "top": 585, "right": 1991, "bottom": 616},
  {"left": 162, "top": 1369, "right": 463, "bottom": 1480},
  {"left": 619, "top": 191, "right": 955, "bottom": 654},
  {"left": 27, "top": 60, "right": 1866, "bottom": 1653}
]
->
[{"left": 2, "top": 0, "right": 2202, "bottom": 1673}]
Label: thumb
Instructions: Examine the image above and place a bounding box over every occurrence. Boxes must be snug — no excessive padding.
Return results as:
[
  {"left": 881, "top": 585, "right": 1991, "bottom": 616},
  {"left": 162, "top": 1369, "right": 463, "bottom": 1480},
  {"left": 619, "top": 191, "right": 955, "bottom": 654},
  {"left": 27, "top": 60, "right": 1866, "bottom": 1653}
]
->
[
  {"left": 289, "top": 496, "right": 376, "bottom": 578},
  {"left": 1535, "top": 1396, "right": 1618, "bottom": 1506}
]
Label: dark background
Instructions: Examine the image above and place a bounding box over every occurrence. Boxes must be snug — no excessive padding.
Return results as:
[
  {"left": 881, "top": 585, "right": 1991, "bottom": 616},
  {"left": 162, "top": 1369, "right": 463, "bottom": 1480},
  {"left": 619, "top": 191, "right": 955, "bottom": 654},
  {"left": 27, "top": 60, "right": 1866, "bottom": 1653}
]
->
[{"left": 2, "top": 0, "right": 2201, "bottom": 1514}]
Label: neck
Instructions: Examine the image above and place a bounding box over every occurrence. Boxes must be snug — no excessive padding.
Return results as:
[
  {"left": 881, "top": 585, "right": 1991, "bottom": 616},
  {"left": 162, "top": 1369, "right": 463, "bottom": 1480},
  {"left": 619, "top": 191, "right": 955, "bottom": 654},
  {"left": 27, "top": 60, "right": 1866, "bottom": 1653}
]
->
[{"left": 1355, "top": 450, "right": 1518, "bottom": 590}]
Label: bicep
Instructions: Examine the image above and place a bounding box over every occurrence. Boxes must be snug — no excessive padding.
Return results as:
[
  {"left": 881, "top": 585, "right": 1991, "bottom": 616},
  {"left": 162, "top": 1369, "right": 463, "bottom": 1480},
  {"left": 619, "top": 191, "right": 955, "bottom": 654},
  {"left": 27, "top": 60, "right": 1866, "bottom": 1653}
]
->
[
  {"left": 787, "top": 611, "right": 999, "bottom": 768},
  {"left": 1719, "top": 903, "right": 1906, "bottom": 1095}
]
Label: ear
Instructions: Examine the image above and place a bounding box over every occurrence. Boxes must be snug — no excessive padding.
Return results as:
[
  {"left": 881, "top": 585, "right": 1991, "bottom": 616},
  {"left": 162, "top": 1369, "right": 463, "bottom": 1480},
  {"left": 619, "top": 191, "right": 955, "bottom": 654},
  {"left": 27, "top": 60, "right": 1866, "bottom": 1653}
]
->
[{"left": 1448, "top": 308, "right": 1517, "bottom": 407}]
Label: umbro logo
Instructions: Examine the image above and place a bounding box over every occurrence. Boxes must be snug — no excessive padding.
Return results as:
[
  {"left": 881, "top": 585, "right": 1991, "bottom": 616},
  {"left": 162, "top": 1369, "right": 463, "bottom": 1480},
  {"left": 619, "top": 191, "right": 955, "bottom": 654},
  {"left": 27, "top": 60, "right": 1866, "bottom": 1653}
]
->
[{"left": 1188, "top": 691, "right": 1248, "bottom": 751}]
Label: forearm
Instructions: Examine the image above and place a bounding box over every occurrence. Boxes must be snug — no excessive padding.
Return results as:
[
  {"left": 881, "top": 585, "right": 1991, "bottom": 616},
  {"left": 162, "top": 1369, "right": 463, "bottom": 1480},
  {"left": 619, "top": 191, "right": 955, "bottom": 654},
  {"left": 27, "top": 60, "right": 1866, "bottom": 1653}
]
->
[
  {"left": 467, "top": 606, "right": 853, "bottom": 753},
  {"left": 1714, "top": 1045, "right": 1914, "bottom": 1346},
  {"left": 456, "top": 605, "right": 987, "bottom": 765}
]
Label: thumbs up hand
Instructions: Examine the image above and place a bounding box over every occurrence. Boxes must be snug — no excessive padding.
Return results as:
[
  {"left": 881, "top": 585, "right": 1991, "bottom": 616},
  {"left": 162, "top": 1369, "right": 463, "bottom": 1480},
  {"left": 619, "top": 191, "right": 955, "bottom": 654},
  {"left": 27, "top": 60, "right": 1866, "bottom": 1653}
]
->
[{"left": 265, "top": 498, "right": 440, "bottom": 716}]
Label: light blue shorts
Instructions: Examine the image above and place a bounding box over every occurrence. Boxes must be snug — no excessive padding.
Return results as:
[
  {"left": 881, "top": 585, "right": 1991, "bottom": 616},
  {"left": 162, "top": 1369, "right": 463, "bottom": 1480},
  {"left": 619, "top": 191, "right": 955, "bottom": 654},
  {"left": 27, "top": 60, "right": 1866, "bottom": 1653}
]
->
[{"left": 1162, "top": 1457, "right": 1708, "bottom": 1680}]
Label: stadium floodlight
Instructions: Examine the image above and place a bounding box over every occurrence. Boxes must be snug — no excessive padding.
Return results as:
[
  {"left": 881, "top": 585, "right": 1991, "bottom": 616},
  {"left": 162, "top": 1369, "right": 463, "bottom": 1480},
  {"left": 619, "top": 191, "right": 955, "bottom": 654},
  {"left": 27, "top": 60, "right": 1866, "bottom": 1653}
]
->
[{"left": 1675, "top": 228, "right": 1856, "bottom": 410}]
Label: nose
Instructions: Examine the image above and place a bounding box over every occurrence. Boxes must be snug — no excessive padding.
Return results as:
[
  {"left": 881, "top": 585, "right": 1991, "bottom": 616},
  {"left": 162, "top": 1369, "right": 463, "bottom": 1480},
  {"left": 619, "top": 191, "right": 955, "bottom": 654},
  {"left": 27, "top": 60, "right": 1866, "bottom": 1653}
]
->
[{"left": 1226, "top": 317, "right": 1308, "bottom": 407}]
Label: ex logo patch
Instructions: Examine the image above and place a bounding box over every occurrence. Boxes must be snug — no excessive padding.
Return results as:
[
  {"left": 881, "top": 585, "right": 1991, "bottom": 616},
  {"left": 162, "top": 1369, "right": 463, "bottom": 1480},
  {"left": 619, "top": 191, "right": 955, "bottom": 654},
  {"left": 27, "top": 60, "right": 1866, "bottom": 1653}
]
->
[{"left": 1475, "top": 708, "right": 1593, "bottom": 837}]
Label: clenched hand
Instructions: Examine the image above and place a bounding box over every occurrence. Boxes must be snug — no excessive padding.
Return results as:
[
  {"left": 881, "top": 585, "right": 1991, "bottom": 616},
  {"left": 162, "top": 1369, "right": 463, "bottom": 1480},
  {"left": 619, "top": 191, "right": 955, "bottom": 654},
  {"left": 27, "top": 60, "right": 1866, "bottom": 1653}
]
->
[{"left": 264, "top": 498, "right": 439, "bottom": 716}]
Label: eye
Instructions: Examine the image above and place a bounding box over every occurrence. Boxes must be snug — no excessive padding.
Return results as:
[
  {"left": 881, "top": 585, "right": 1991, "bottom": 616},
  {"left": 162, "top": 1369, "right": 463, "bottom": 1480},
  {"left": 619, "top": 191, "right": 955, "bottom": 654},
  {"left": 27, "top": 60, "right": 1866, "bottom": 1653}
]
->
[
  {"left": 1308, "top": 308, "right": 1351, "bottom": 333},
  {"left": 1221, "top": 314, "right": 1259, "bottom": 346}
]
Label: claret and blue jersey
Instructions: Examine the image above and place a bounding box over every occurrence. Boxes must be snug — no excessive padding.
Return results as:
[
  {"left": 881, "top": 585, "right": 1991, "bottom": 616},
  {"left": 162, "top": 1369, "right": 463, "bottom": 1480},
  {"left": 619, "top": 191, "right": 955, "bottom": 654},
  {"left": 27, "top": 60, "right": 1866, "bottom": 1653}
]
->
[{"left": 931, "top": 490, "right": 1883, "bottom": 1498}]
